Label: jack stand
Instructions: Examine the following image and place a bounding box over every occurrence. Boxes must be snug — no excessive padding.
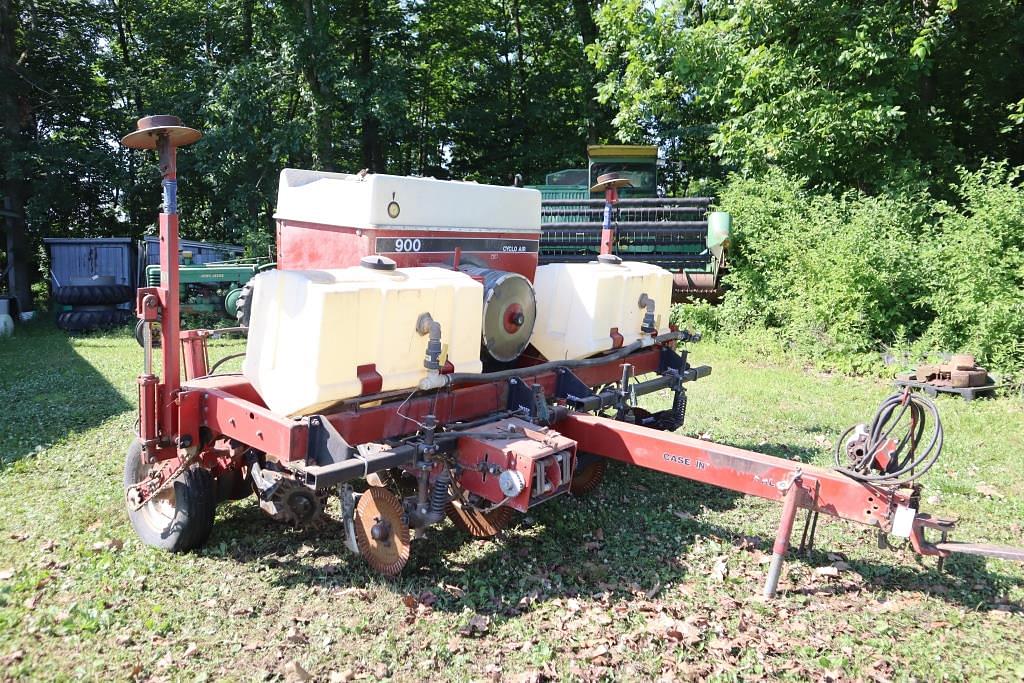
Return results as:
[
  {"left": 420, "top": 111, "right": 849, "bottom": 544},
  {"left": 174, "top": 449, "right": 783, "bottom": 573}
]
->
[
  {"left": 763, "top": 471, "right": 803, "bottom": 599},
  {"left": 937, "top": 529, "right": 949, "bottom": 573}
]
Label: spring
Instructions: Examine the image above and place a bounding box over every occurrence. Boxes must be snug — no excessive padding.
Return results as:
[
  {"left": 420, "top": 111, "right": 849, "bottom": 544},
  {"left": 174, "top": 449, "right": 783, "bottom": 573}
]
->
[
  {"left": 428, "top": 469, "right": 451, "bottom": 519},
  {"left": 656, "top": 387, "right": 688, "bottom": 431}
]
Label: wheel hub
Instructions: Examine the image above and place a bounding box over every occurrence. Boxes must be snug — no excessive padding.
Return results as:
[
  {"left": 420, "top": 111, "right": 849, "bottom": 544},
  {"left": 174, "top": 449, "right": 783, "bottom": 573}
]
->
[{"left": 370, "top": 519, "right": 392, "bottom": 541}]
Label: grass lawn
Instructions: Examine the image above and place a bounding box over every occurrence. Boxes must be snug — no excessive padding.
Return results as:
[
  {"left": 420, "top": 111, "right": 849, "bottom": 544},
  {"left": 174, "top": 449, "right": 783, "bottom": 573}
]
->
[{"left": 1, "top": 321, "right": 1022, "bottom": 681}]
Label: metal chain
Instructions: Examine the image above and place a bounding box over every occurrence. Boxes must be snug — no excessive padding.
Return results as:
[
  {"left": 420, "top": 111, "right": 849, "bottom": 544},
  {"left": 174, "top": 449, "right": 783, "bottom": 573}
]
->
[{"left": 126, "top": 448, "right": 201, "bottom": 512}]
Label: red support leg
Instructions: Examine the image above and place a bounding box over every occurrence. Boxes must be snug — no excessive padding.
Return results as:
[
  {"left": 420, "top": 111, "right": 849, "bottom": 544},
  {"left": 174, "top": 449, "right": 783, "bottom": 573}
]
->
[{"left": 763, "top": 475, "right": 802, "bottom": 598}]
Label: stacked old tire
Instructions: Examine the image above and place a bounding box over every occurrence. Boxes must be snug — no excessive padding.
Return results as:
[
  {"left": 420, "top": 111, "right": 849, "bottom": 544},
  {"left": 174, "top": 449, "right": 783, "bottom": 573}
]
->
[{"left": 54, "top": 276, "right": 135, "bottom": 332}]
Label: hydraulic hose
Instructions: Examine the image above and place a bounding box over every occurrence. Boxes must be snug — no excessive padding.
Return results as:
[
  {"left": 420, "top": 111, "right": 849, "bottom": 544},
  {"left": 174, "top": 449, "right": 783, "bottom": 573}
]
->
[{"left": 833, "top": 390, "right": 943, "bottom": 487}]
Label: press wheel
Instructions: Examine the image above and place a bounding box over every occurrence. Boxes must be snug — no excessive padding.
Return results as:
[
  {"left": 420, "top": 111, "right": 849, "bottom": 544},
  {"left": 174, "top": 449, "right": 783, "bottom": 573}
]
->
[
  {"left": 570, "top": 452, "right": 608, "bottom": 497},
  {"left": 354, "top": 487, "right": 411, "bottom": 576},
  {"left": 446, "top": 501, "right": 515, "bottom": 538}
]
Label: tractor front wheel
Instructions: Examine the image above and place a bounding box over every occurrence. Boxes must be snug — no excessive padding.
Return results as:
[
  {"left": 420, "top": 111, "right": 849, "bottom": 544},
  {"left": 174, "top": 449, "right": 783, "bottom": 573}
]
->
[{"left": 124, "top": 440, "right": 216, "bottom": 552}]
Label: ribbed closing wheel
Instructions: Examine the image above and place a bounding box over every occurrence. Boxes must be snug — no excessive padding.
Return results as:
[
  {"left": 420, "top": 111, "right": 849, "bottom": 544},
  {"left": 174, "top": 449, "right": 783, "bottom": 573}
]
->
[
  {"left": 53, "top": 284, "right": 134, "bottom": 306},
  {"left": 123, "top": 440, "right": 216, "bottom": 552},
  {"left": 570, "top": 452, "right": 608, "bottom": 497},
  {"left": 446, "top": 501, "right": 515, "bottom": 538},
  {"left": 355, "top": 487, "right": 411, "bottom": 577},
  {"left": 57, "top": 308, "right": 134, "bottom": 332}
]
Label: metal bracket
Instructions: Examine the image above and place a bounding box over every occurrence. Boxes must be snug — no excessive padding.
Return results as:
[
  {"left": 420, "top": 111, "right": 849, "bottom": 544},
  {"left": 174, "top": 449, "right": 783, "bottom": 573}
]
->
[
  {"left": 658, "top": 344, "right": 687, "bottom": 374},
  {"left": 339, "top": 484, "right": 359, "bottom": 554},
  {"left": 507, "top": 377, "right": 551, "bottom": 424},
  {"left": 306, "top": 415, "right": 354, "bottom": 467},
  {"left": 658, "top": 344, "right": 712, "bottom": 384},
  {"left": 554, "top": 367, "right": 597, "bottom": 408}
]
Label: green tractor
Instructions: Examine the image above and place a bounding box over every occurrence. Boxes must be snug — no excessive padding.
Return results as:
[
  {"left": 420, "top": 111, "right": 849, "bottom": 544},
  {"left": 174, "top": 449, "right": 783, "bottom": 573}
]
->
[
  {"left": 136, "top": 257, "right": 272, "bottom": 346},
  {"left": 531, "top": 145, "right": 731, "bottom": 302}
]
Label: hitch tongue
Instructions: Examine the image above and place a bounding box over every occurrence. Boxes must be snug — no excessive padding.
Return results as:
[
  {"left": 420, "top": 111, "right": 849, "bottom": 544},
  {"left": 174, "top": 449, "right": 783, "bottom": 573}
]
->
[{"left": 933, "top": 542, "right": 1024, "bottom": 563}]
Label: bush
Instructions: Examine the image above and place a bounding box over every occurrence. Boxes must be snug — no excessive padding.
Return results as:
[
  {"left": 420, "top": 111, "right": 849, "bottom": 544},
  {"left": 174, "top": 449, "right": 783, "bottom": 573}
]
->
[
  {"left": 917, "top": 165, "right": 1024, "bottom": 372},
  {"left": 682, "top": 165, "right": 1024, "bottom": 374}
]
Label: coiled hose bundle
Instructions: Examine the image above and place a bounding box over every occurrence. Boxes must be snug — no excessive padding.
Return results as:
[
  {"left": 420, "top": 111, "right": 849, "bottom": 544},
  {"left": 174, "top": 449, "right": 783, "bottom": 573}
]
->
[{"left": 833, "top": 390, "right": 943, "bottom": 487}]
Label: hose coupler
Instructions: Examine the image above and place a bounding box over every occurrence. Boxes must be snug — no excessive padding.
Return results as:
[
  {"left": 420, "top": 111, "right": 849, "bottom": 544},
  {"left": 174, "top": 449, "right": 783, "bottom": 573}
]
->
[
  {"left": 638, "top": 294, "right": 657, "bottom": 334},
  {"left": 417, "top": 313, "right": 443, "bottom": 371}
]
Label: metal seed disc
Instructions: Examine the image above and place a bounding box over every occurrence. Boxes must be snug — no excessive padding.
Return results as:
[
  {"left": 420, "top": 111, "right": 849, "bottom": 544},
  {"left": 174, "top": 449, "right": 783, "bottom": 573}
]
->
[
  {"left": 446, "top": 502, "right": 515, "bottom": 538},
  {"left": 354, "top": 487, "right": 410, "bottom": 576},
  {"left": 481, "top": 271, "right": 536, "bottom": 362}
]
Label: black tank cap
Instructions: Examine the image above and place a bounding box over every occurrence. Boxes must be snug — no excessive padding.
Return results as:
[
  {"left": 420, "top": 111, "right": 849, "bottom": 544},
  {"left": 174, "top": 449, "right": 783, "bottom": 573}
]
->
[{"left": 361, "top": 255, "right": 398, "bottom": 271}]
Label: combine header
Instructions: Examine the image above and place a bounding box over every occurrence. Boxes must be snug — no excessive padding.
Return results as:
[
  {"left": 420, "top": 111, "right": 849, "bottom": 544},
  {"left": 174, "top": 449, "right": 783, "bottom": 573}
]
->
[{"left": 122, "top": 117, "right": 1023, "bottom": 598}]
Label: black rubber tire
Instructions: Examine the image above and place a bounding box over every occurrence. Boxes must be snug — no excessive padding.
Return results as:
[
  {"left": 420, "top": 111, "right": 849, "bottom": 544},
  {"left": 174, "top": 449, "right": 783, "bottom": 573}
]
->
[
  {"left": 53, "top": 284, "right": 133, "bottom": 306},
  {"left": 216, "top": 467, "right": 253, "bottom": 502},
  {"left": 57, "top": 308, "right": 134, "bottom": 332},
  {"left": 134, "top": 318, "right": 162, "bottom": 348},
  {"left": 124, "top": 440, "right": 217, "bottom": 552},
  {"left": 235, "top": 280, "right": 254, "bottom": 327}
]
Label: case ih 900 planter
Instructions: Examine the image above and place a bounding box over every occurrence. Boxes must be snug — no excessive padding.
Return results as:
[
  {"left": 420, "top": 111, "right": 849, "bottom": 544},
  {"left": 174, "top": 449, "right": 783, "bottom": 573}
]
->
[{"left": 122, "top": 116, "right": 1022, "bottom": 598}]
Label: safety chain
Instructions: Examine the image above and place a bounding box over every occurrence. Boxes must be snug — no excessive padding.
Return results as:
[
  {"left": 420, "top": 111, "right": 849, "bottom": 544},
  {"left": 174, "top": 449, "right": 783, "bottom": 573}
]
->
[{"left": 126, "top": 448, "right": 201, "bottom": 512}]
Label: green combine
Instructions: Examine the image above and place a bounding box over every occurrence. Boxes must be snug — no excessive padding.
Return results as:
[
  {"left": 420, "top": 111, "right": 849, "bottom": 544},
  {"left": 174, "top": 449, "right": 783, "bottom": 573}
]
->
[{"left": 532, "top": 145, "right": 730, "bottom": 301}]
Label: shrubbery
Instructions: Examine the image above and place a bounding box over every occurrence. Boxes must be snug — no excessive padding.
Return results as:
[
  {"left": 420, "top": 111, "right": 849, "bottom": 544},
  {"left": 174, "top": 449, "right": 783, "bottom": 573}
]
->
[{"left": 674, "top": 165, "right": 1024, "bottom": 374}]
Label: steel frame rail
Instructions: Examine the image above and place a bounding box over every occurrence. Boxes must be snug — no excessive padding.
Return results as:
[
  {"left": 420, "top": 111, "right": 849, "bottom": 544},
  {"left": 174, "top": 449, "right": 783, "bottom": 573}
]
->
[{"left": 553, "top": 413, "right": 924, "bottom": 597}]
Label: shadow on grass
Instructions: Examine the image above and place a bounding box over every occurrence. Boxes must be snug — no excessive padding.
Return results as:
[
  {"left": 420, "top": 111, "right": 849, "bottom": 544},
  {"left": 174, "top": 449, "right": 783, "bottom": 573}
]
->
[
  {"left": 786, "top": 544, "right": 1023, "bottom": 606},
  {"left": 203, "top": 454, "right": 1023, "bottom": 621},
  {"left": 206, "top": 462, "right": 744, "bottom": 610},
  {"left": 0, "top": 320, "right": 132, "bottom": 464}
]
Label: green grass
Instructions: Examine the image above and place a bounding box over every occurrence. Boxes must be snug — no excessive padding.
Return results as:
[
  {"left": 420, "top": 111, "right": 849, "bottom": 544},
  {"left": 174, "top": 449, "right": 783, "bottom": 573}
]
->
[{"left": 1, "top": 321, "right": 1023, "bottom": 681}]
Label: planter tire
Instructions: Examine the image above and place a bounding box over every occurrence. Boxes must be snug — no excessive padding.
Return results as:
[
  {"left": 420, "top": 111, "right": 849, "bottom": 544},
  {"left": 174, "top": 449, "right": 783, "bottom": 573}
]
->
[
  {"left": 124, "top": 440, "right": 217, "bottom": 552},
  {"left": 53, "top": 284, "right": 133, "bottom": 306},
  {"left": 216, "top": 467, "right": 253, "bottom": 502},
  {"left": 57, "top": 308, "right": 134, "bottom": 332}
]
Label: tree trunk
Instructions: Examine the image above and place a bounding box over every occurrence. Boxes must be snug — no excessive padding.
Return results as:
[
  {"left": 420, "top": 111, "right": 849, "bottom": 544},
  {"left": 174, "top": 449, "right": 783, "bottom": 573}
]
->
[
  {"left": 241, "top": 0, "right": 254, "bottom": 55},
  {"left": 111, "top": 0, "right": 144, "bottom": 116},
  {"left": 299, "top": 0, "right": 333, "bottom": 167},
  {"left": 570, "top": 0, "right": 605, "bottom": 143},
  {"left": 356, "top": 0, "right": 383, "bottom": 171},
  {"left": 0, "top": 0, "right": 34, "bottom": 311}
]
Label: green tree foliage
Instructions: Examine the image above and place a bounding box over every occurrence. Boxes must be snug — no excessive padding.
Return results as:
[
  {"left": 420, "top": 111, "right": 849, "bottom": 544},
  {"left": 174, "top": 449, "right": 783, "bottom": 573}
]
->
[
  {"left": 918, "top": 165, "right": 1024, "bottom": 371},
  {"left": 675, "top": 166, "right": 1024, "bottom": 372},
  {"left": 599, "top": 0, "right": 1024, "bottom": 370},
  {"left": 593, "top": 0, "right": 1024, "bottom": 192},
  {"left": 1, "top": 0, "right": 610, "bottom": 274}
]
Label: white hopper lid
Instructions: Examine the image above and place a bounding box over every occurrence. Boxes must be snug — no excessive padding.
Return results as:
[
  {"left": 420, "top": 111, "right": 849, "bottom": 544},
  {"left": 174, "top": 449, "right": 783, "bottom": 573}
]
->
[{"left": 274, "top": 169, "right": 541, "bottom": 233}]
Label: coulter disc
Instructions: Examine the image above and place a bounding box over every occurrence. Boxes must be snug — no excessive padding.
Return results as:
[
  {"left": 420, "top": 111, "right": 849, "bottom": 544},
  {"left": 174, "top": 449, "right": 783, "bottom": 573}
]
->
[
  {"left": 570, "top": 452, "right": 608, "bottom": 497},
  {"left": 354, "top": 487, "right": 411, "bottom": 576},
  {"left": 446, "top": 501, "right": 515, "bottom": 538}
]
